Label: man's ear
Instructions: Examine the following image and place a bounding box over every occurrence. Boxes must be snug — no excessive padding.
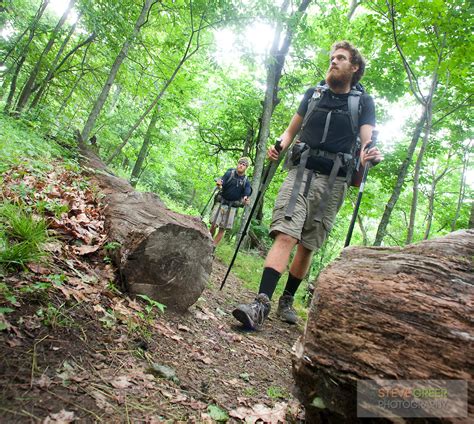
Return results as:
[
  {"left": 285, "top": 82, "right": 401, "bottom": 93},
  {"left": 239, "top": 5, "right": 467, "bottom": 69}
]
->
[{"left": 351, "top": 64, "right": 359, "bottom": 74}]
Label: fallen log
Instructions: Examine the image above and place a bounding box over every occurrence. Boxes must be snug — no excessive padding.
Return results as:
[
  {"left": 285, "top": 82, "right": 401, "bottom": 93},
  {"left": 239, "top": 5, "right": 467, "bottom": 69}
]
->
[
  {"left": 79, "top": 145, "right": 214, "bottom": 312},
  {"left": 293, "top": 230, "right": 473, "bottom": 423}
]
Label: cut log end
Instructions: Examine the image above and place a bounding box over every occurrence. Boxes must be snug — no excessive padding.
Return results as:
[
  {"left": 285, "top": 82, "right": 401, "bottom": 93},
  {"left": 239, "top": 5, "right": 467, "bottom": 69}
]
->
[
  {"left": 79, "top": 145, "right": 214, "bottom": 312},
  {"left": 123, "top": 224, "right": 213, "bottom": 311}
]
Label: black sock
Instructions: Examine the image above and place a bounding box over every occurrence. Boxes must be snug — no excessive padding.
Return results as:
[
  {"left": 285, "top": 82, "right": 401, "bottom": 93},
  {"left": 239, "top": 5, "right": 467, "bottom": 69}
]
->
[
  {"left": 283, "top": 273, "right": 303, "bottom": 297},
  {"left": 258, "top": 267, "right": 281, "bottom": 300}
]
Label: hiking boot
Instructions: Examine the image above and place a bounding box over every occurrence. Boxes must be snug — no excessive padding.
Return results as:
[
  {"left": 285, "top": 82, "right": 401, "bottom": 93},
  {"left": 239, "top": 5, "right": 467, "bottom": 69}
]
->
[
  {"left": 276, "top": 294, "right": 297, "bottom": 324},
  {"left": 232, "top": 294, "right": 271, "bottom": 330}
]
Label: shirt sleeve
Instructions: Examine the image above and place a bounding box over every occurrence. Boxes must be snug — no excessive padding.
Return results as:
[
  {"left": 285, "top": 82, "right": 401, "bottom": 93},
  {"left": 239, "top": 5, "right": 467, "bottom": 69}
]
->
[
  {"left": 359, "top": 94, "right": 376, "bottom": 127},
  {"left": 296, "top": 88, "right": 316, "bottom": 117}
]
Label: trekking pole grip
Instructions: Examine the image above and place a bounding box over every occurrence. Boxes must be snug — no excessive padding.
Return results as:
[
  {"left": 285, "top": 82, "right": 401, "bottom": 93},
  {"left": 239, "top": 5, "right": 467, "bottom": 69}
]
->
[
  {"left": 365, "top": 130, "right": 379, "bottom": 168},
  {"left": 275, "top": 137, "right": 283, "bottom": 153},
  {"left": 365, "top": 129, "right": 378, "bottom": 151}
]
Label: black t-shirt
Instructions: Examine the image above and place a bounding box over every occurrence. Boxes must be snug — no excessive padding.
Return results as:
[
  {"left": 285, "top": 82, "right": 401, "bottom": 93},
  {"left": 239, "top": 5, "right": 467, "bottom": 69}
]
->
[
  {"left": 296, "top": 86, "right": 376, "bottom": 175},
  {"left": 221, "top": 169, "right": 252, "bottom": 202}
]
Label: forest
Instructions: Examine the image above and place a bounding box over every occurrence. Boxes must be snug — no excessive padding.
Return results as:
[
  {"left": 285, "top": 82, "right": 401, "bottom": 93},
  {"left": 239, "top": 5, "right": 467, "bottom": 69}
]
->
[{"left": 1, "top": 0, "right": 472, "bottom": 260}]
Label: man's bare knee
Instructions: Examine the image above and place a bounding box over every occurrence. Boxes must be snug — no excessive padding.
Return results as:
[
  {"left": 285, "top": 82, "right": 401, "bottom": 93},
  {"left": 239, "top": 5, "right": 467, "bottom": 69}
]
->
[{"left": 274, "top": 232, "right": 298, "bottom": 247}]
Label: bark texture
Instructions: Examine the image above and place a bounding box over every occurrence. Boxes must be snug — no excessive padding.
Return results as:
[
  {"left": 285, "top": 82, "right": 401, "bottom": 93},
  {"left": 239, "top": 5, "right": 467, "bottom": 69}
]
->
[
  {"left": 79, "top": 146, "right": 214, "bottom": 312},
  {"left": 293, "top": 230, "right": 473, "bottom": 423}
]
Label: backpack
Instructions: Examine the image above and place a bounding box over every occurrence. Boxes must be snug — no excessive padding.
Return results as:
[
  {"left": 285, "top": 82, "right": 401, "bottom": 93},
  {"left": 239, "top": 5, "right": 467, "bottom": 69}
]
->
[
  {"left": 288, "top": 82, "right": 367, "bottom": 187},
  {"left": 284, "top": 83, "right": 369, "bottom": 222},
  {"left": 214, "top": 168, "right": 252, "bottom": 207},
  {"left": 229, "top": 168, "right": 250, "bottom": 190}
]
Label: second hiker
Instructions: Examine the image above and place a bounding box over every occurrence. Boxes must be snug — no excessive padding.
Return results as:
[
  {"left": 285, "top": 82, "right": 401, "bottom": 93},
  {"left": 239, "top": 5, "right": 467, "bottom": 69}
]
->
[
  {"left": 232, "top": 41, "right": 383, "bottom": 330},
  {"left": 209, "top": 157, "right": 252, "bottom": 245}
]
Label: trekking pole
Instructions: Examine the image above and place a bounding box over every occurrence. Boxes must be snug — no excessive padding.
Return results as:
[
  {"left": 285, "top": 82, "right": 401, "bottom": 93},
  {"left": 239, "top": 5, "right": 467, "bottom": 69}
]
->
[
  {"left": 200, "top": 186, "right": 218, "bottom": 217},
  {"left": 344, "top": 130, "right": 378, "bottom": 247},
  {"left": 220, "top": 139, "right": 283, "bottom": 290}
]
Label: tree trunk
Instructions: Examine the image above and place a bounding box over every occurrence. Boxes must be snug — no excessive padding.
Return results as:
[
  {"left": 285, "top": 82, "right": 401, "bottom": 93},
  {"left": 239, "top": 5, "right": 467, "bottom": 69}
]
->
[
  {"left": 347, "top": 0, "right": 360, "bottom": 20},
  {"left": 56, "top": 40, "right": 92, "bottom": 117},
  {"left": 242, "top": 126, "right": 254, "bottom": 158},
  {"left": 424, "top": 175, "right": 436, "bottom": 241},
  {"left": 406, "top": 35, "right": 444, "bottom": 243},
  {"left": 293, "top": 230, "right": 473, "bottom": 423},
  {"left": 78, "top": 145, "right": 214, "bottom": 312},
  {"left": 373, "top": 109, "right": 426, "bottom": 245},
  {"left": 236, "top": 0, "right": 311, "bottom": 246},
  {"left": 15, "top": 0, "right": 75, "bottom": 113},
  {"left": 406, "top": 117, "right": 430, "bottom": 244},
  {"left": 105, "top": 5, "right": 203, "bottom": 164},
  {"left": 451, "top": 144, "right": 470, "bottom": 231},
  {"left": 105, "top": 73, "right": 172, "bottom": 164},
  {"left": 375, "top": 3, "right": 446, "bottom": 246},
  {"left": 130, "top": 106, "right": 159, "bottom": 187},
  {"left": 29, "top": 15, "right": 80, "bottom": 109},
  {"left": 2, "top": 21, "right": 32, "bottom": 65},
  {"left": 424, "top": 157, "right": 451, "bottom": 240},
  {"left": 356, "top": 213, "right": 368, "bottom": 246},
  {"left": 3, "top": 0, "right": 49, "bottom": 112},
  {"left": 109, "top": 83, "right": 122, "bottom": 114},
  {"left": 469, "top": 202, "right": 474, "bottom": 229},
  {"left": 80, "top": 0, "right": 157, "bottom": 143}
]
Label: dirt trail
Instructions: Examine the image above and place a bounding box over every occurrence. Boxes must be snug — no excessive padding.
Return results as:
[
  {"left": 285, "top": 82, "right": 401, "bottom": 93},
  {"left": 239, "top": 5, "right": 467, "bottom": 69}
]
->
[
  {"left": 0, "top": 162, "right": 305, "bottom": 422},
  {"left": 0, "top": 259, "right": 305, "bottom": 423}
]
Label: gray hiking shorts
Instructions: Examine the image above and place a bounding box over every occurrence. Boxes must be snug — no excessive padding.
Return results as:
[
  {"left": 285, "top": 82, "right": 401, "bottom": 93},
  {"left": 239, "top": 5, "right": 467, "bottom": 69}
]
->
[
  {"left": 210, "top": 203, "right": 237, "bottom": 230},
  {"left": 270, "top": 168, "right": 347, "bottom": 251}
]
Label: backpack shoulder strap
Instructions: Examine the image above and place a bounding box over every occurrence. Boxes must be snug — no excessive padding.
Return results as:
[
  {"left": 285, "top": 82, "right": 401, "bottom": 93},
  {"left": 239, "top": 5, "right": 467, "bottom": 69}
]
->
[
  {"left": 301, "top": 84, "right": 328, "bottom": 131},
  {"left": 230, "top": 168, "right": 247, "bottom": 186},
  {"left": 348, "top": 88, "right": 362, "bottom": 135}
]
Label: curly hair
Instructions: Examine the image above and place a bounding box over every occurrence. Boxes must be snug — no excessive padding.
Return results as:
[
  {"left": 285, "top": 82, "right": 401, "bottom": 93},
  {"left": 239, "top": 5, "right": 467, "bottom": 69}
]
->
[{"left": 331, "top": 41, "right": 366, "bottom": 86}]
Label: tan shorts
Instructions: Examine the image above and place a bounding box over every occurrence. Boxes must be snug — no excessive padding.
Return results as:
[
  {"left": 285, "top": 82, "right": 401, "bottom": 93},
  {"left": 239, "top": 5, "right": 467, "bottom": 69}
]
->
[
  {"left": 270, "top": 168, "right": 347, "bottom": 251},
  {"left": 210, "top": 203, "right": 237, "bottom": 230}
]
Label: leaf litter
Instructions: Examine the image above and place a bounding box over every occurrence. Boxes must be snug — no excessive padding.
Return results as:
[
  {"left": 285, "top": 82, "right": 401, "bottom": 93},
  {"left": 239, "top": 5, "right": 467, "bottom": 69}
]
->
[{"left": 0, "top": 161, "right": 305, "bottom": 422}]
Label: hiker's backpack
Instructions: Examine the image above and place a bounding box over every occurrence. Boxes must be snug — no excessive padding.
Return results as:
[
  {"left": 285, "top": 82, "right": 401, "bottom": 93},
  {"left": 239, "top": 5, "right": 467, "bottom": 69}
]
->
[
  {"left": 284, "top": 83, "right": 372, "bottom": 222},
  {"left": 289, "top": 82, "right": 366, "bottom": 186},
  {"left": 214, "top": 168, "right": 252, "bottom": 207}
]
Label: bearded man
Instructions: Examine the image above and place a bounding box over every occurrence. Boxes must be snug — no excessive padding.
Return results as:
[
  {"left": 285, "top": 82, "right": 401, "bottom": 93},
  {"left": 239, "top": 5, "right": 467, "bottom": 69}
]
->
[{"left": 232, "top": 41, "right": 382, "bottom": 330}]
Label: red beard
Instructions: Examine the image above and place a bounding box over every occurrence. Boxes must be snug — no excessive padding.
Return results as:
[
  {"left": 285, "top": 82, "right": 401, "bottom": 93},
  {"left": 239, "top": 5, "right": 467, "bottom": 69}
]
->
[{"left": 326, "top": 67, "right": 353, "bottom": 89}]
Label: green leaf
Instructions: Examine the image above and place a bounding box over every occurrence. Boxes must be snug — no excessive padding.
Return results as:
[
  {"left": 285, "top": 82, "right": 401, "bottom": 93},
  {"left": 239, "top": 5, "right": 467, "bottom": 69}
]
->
[
  {"left": 207, "top": 404, "right": 229, "bottom": 422},
  {"left": 311, "top": 397, "right": 326, "bottom": 409}
]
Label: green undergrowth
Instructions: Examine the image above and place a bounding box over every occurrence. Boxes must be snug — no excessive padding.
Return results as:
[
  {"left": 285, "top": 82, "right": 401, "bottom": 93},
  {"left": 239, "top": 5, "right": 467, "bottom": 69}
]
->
[
  {"left": 0, "top": 202, "right": 50, "bottom": 272},
  {"left": 214, "top": 240, "right": 309, "bottom": 322},
  {"left": 0, "top": 113, "right": 76, "bottom": 174}
]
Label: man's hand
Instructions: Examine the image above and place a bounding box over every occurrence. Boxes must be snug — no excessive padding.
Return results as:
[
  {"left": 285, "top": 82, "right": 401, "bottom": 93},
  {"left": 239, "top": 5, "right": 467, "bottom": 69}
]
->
[
  {"left": 361, "top": 146, "right": 383, "bottom": 167},
  {"left": 215, "top": 178, "right": 223, "bottom": 188},
  {"left": 267, "top": 145, "right": 281, "bottom": 161},
  {"left": 267, "top": 138, "right": 284, "bottom": 161},
  {"left": 242, "top": 196, "right": 250, "bottom": 205}
]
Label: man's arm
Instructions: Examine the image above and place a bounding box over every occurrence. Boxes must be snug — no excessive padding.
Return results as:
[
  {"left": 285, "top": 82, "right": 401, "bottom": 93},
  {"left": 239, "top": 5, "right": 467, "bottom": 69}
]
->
[
  {"left": 268, "top": 113, "right": 304, "bottom": 161},
  {"left": 216, "top": 169, "right": 231, "bottom": 188}
]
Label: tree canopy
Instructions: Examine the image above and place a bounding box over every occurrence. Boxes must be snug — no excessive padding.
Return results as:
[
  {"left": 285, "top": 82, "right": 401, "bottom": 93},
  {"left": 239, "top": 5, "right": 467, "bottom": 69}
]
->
[{"left": 1, "top": 0, "right": 472, "bottom": 268}]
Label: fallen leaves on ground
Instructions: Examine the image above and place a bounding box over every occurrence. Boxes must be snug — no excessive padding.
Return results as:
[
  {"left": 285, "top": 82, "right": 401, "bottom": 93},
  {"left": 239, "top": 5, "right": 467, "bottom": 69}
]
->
[
  {"left": 0, "top": 160, "right": 305, "bottom": 422},
  {"left": 229, "top": 402, "right": 287, "bottom": 423}
]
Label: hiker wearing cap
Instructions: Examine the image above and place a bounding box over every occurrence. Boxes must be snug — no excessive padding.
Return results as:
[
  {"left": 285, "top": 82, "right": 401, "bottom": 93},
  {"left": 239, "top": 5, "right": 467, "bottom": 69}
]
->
[
  {"left": 209, "top": 157, "right": 252, "bottom": 245},
  {"left": 232, "top": 41, "right": 382, "bottom": 330}
]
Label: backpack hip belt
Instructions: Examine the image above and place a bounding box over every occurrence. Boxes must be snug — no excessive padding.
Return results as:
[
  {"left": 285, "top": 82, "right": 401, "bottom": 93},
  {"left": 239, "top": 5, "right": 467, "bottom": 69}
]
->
[
  {"left": 217, "top": 196, "right": 244, "bottom": 208},
  {"left": 284, "top": 144, "right": 353, "bottom": 222}
]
